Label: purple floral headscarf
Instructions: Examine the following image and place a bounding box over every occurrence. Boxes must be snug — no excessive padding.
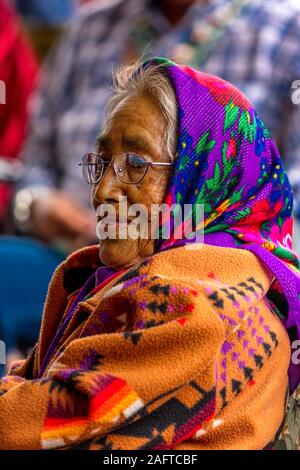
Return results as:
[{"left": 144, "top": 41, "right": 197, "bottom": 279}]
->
[{"left": 141, "top": 58, "right": 300, "bottom": 391}]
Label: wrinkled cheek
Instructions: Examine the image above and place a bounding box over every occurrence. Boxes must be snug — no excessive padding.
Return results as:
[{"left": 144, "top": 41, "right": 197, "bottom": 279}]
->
[
  {"left": 144, "top": 174, "right": 169, "bottom": 205},
  {"left": 155, "top": 183, "right": 169, "bottom": 204}
]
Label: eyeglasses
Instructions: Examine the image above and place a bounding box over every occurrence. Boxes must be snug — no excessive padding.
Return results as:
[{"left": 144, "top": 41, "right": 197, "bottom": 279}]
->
[{"left": 79, "top": 152, "right": 172, "bottom": 185}]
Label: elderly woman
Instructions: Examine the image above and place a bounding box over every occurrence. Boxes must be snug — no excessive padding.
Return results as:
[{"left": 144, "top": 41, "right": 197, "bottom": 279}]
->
[{"left": 1, "top": 58, "right": 300, "bottom": 450}]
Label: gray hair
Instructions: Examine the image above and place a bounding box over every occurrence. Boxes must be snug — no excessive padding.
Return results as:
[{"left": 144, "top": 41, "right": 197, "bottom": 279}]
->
[{"left": 105, "top": 62, "right": 178, "bottom": 160}]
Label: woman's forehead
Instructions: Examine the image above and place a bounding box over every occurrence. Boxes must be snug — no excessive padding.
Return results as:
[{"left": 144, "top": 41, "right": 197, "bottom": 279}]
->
[
  {"left": 97, "top": 97, "right": 168, "bottom": 158},
  {"left": 98, "top": 132, "right": 154, "bottom": 151}
]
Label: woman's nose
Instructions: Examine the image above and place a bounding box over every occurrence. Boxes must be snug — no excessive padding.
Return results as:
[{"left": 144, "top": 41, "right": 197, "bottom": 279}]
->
[{"left": 92, "top": 162, "right": 124, "bottom": 210}]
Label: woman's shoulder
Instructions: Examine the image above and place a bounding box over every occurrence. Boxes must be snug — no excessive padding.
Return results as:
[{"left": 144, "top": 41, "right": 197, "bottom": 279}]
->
[{"left": 147, "top": 243, "right": 273, "bottom": 291}]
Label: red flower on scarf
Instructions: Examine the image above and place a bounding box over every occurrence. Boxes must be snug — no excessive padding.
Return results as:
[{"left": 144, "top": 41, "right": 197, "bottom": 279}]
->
[
  {"left": 227, "top": 137, "right": 237, "bottom": 159},
  {"left": 181, "top": 65, "right": 251, "bottom": 110},
  {"left": 236, "top": 198, "right": 283, "bottom": 226}
]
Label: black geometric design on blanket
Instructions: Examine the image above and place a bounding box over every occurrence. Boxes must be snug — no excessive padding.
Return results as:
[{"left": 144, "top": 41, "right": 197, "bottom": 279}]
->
[
  {"left": 204, "top": 278, "right": 281, "bottom": 411},
  {"left": 114, "top": 258, "right": 150, "bottom": 285}
]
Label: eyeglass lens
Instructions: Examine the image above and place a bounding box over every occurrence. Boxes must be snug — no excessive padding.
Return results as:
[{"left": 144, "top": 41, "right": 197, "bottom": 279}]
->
[{"left": 82, "top": 153, "right": 148, "bottom": 184}]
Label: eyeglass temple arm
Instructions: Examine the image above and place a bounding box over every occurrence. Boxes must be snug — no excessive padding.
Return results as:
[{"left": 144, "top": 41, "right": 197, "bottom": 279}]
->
[
  {"left": 78, "top": 160, "right": 110, "bottom": 166},
  {"left": 150, "top": 162, "right": 173, "bottom": 166},
  {"left": 79, "top": 161, "right": 172, "bottom": 166},
  {"left": 78, "top": 162, "right": 97, "bottom": 166}
]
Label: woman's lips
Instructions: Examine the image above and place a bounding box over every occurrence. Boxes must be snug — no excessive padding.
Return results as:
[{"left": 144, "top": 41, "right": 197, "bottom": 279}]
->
[
  {"left": 96, "top": 217, "right": 130, "bottom": 238},
  {"left": 97, "top": 218, "right": 130, "bottom": 226}
]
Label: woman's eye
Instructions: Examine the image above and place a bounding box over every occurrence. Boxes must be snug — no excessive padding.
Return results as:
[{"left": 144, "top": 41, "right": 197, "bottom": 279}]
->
[{"left": 127, "top": 154, "right": 147, "bottom": 168}]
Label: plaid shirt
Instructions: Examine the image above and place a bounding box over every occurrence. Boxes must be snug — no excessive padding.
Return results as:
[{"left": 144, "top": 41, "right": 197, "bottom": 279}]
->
[{"left": 20, "top": 0, "right": 300, "bottom": 210}]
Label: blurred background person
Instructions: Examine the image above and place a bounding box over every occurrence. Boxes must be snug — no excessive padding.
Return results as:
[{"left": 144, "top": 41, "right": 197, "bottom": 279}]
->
[
  {"left": 0, "top": 0, "right": 38, "bottom": 231},
  {"left": 15, "top": 0, "right": 74, "bottom": 24},
  {"left": 14, "top": 0, "right": 75, "bottom": 60},
  {"left": 13, "top": 0, "right": 300, "bottom": 254},
  {"left": 0, "top": 0, "right": 73, "bottom": 374}
]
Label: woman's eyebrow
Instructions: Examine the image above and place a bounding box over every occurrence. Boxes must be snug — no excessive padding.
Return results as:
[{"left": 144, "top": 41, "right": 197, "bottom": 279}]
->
[
  {"left": 96, "top": 135, "right": 112, "bottom": 150},
  {"left": 121, "top": 135, "right": 152, "bottom": 153},
  {"left": 96, "top": 134, "right": 153, "bottom": 155}
]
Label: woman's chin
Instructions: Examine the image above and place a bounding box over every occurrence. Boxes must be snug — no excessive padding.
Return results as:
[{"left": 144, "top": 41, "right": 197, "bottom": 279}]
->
[
  {"left": 98, "top": 237, "right": 155, "bottom": 269},
  {"left": 98, "top": 238, "right": 136, "bottom": 269}
]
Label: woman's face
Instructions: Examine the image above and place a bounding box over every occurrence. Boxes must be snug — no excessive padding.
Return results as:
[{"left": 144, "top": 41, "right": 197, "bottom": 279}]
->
[{"left": 92, "top": 94, "right": 171, "bottom": 269}]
